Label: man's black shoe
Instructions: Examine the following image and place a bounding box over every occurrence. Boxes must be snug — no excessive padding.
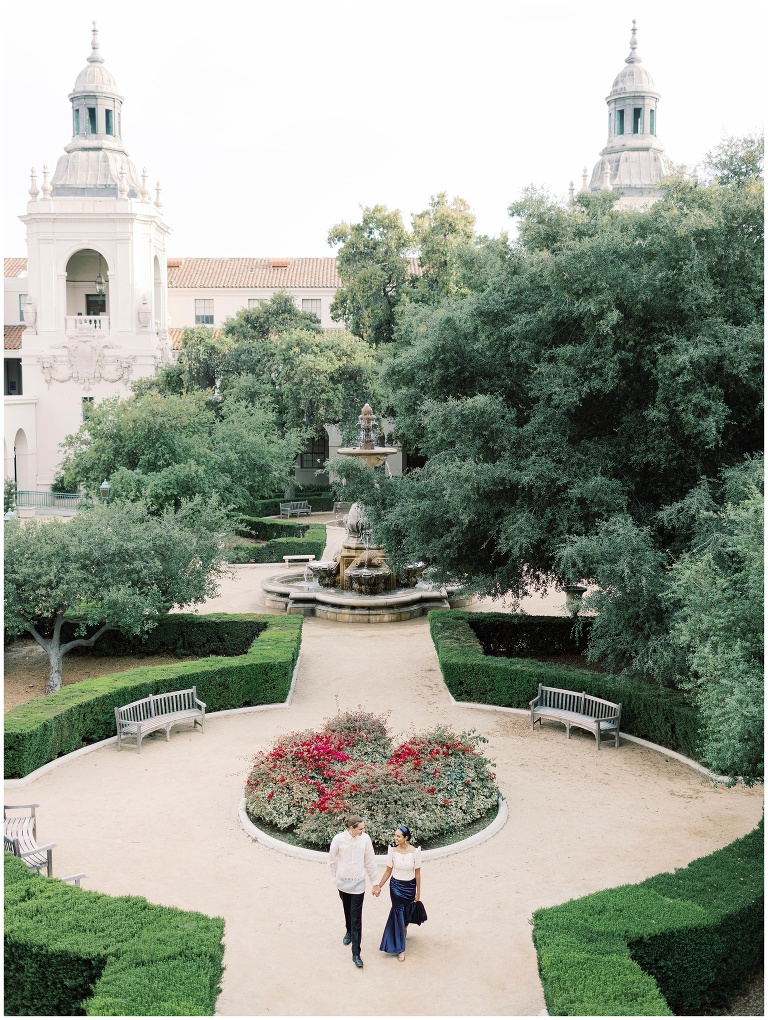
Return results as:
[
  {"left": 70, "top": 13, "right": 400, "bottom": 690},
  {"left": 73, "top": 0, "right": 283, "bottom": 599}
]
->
[
  {"left": 343, "top": 933, "right": 352, "bottom": 946},
  {"left": 352, "top": 954, "right": 364, "bottom": 968}
]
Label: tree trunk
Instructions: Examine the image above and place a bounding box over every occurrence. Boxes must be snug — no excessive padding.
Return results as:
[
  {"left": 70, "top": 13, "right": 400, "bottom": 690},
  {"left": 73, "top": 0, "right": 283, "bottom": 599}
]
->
[{"left": 45, "top": 653, "right": 63, "bottom": 694}]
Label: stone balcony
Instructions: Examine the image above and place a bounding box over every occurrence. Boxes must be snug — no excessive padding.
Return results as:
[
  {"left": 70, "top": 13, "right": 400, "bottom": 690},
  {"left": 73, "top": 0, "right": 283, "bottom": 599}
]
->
[{"left": 65, "top": 315, "right": 110, "bottom": 337}]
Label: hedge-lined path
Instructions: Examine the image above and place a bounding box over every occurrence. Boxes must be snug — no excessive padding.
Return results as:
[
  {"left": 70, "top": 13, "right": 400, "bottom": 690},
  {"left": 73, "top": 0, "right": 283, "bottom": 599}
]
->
[{"left": 4, "top": 567, "right": 762, "bottom": 1016}]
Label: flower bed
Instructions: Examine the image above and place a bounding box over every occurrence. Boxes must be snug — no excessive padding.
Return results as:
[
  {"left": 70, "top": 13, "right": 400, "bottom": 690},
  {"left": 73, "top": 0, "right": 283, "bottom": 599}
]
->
[{"left": 244, "top": 709, "right": 501, "bottom": 851}]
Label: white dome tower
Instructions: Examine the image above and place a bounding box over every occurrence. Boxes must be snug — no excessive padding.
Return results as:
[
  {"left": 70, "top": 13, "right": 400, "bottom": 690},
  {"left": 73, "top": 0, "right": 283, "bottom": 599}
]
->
[
  {"left": 589, "top": 21, "right": 669, "bottom": 202},
  {"left": 13, "top": 23, "right": 172, "bottom": 488}
]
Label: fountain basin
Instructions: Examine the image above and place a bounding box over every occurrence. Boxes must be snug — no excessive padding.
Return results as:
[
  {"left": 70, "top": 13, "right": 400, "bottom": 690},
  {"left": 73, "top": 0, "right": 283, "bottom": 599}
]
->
[{"left": 261, "top": 572, "right": 464, "bottom": 623}]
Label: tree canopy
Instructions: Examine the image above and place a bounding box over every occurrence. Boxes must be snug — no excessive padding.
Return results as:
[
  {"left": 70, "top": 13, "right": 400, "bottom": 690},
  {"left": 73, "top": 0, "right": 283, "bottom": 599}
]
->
[{"left": 4, "top": 498, "right": 231, "bottom": 692}]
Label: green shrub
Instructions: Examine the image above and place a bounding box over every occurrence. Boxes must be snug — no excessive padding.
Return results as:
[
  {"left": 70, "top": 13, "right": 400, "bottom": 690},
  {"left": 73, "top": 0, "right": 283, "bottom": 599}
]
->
[
  {"left": 532, "top": 822, "right": 763, "bottom": 1015},
  {"left": 246, "top": 492, "right": 334, "bottom": 516},
  {"left": 237, "top": 516, "right": 310, "bottom": 540},
  {"left": 63, "top": 614, "right": 265, "bottom": 657},
  {"left": 4, "top": 853, "right": 224, "bottom": 1016},
  {"left": 223, "top": 524, "right": 326, "bottom": 564},
  {"left": 429, "top": 611, "right": 701, "bottom": 758},
  {"left": 4, "top": 614, "right": 302, "bottom": 779},
  {"left": 468, "top": 613, "right": 592, "bottom": 656}
]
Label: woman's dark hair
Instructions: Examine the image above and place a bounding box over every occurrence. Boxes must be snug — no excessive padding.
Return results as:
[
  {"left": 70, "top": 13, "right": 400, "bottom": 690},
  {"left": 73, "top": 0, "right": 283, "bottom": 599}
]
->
[{"left": 395, "top": 824, "right": 411, "bottom": 840}]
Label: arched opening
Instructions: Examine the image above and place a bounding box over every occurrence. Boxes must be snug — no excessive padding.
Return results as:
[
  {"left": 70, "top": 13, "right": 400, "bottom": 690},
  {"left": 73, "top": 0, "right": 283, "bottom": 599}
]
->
[
  {"left": 65, "top": 249, "right": 110, "bottom": 329},
  {"left": 153, "top": 255, "right": 162, "bottom": 332},
  {"left": 13, "top": 428, "right": 31, "bottom": 491}
]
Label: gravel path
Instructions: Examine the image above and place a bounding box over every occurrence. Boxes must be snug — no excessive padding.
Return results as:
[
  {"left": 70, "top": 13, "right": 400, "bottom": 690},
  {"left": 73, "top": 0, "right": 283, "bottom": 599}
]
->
[{"left": 4, "top": 559, "right": 763, "bottom": 1016}]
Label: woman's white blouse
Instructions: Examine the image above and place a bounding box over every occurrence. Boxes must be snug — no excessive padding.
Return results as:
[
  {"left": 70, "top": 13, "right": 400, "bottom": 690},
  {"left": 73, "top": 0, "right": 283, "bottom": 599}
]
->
[{"left": 387, "top": 845, "right": 422, "bottom": 881}]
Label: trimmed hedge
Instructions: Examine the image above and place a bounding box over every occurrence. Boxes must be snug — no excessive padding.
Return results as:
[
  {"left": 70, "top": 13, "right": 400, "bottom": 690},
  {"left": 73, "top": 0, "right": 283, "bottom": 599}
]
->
[
  {"left": 246, "top": 492, "right": 334, "bottom": 516},
  {"left": 223, "top": 524, "right": 326, "bottom": 564},
  {"left": 238, "top": 517, "right": 311, "bottom": 540},
  {"left": 429, "top": 611, "right": 700, "bottom": 758},
  {"left": 4, "top": 614, "right": 302, "bottom": 779},
  {"left": 4, "top": 853, "right": 225, "bottom": 1016},
  {"left": 532, "top": 822, "right": 764, "bottom": 1015},
  {"left": 468, "top": 613, "right": 592, "bottom": 656},
  {"left": 62, "top": 613, "right": 265, "bottom": 657}
]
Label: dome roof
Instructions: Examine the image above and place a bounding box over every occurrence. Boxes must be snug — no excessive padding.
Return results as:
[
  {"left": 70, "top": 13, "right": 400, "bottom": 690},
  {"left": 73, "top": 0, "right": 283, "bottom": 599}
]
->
[
  {"left": 608, "top": 21, "right": 658, "bottom": 97},
  {"left": 70, "top": 22, "right": 121, "bottom": 97}
]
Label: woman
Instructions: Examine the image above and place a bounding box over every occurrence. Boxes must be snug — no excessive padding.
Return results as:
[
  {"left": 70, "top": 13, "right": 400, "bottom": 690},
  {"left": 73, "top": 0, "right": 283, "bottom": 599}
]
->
[{"left": 373, "top": 824, "right": 421, "bottom": 962}]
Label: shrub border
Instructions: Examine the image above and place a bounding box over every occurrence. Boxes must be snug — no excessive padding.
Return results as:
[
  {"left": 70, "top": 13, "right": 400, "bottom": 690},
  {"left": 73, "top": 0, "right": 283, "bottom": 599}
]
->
[
  {"left": 4, "top": 614, "right": 302, "bottom": 781},
  {"left": 4, "top": 853, "right": 225, "bottom": 1016},
  {"left": 5, "top": 649, "right": 303, "bottom": 789},
  {"left": 237, "top": 795, "right": 509, "bottom": 863}
]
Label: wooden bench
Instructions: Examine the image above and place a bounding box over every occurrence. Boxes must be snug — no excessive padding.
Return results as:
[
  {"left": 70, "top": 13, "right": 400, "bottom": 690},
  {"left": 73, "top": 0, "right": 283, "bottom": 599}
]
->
[
  {"left": 279, "top": 500, "right": 312, "bottom": 517},
  {"left": 283, "top": 554, "right": 316, "bottom": 564},
  {"left": 4, "top": 803, "right": 55, "bottom": 876},
  {"left": 530, "top": 684, "right": 622, "bottom": 749},
  {"left": 115, "top": 687, "right": 206, "bottom": 753}
]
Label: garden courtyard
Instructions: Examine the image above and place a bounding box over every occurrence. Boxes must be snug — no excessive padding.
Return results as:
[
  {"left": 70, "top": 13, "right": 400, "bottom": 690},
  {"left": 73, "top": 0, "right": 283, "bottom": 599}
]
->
[{"left": 4, "top": 552, "right": 762, "bottom": 1016}]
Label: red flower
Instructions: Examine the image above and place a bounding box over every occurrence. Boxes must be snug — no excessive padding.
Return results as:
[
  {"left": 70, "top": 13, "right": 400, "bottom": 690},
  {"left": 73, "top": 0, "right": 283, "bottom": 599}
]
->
[{"left": 267, "top": 791, "right": 274, "bottom": 800}]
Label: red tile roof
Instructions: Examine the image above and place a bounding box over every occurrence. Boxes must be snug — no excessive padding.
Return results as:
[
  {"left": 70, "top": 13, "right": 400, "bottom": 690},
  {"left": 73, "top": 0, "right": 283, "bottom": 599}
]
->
[
  {"left": 5, "top": 325, "right": 24, "bottom": 350},
  {"left": 167, "top": 257, "right": 341, "bottom": 289},
  {"left": 4, "top": 258, "right": 27, "bottom": 278},
  {"left": 168, "top": 327, "right": 222, "bottom": 351}
]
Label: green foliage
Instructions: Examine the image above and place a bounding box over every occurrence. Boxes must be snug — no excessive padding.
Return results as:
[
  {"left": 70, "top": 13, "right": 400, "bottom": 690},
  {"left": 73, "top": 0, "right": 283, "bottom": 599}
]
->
[
  {"left": 411, "top": 192, "right": 477, "bottom": 302},
  {"left": 223, "top": 522, "right": 326, "bottom": 563},
  {"left": 4, "top": 476, "right": 16, "bottom": 512},
  {"left": 238, "top": 516, "right": 310, "bottom": 540},
  {"left": 702, "top": 132, "right": 764, "bottom": 187},
  {"left": 532, "top": 822, "right": 763, "bottom": 1015},
  {"left": 221, "top": 290, "right": 322, "bottom": 348},
  {"left": 666, "top": 480, "right": 763, "bottom": 782},
  {"left": 328, "top": 204, "right": 412, "bottom": 345},
  {"left": 4, "top": 615, "right": 302, "bottom": 778},
  {"left": 176, "top": 326, "right": 233, "bottom": 391},
  {"left": 245, "top": 492, "right": 335, "bottom": 516},
  {"left": 429, "top": 612, "right": 701, "bottom": 758},
  {"left": 61, "top": 613, "right": 265, "bottom": 658},
  {"left": 4, "top": 853, "right": 225, "bottom": 1016},
  {"left": 4, "top": 499, "right": 232, "bottom": 692},
  {"left": 58, "top": 389, "right": 303, "bottom": 514}
]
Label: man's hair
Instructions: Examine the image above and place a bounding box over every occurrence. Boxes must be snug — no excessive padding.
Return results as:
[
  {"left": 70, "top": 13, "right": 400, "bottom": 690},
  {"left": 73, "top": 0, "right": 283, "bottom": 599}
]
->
[{"left": 345, "top": 814, "right": 364, "bottom": 829}]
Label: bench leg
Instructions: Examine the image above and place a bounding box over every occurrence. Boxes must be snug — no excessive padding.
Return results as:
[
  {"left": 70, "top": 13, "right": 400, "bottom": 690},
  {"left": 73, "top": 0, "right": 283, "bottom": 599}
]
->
[{"left": 136, "top": 730, "right": 142, "bottom": 753}]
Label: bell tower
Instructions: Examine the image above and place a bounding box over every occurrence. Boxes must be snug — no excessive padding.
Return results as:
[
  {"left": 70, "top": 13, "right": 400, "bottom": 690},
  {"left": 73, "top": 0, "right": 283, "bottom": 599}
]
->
[
  {"left": 14, "top": 23, "right": 172, "bottom": 487},
  {"left": 588, "top": 21, "right": 669, "bottom": 202}
]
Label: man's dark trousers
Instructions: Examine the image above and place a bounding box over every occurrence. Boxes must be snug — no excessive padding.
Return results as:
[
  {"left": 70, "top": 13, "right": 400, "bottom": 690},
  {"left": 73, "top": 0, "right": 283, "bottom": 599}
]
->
[{"left": 338, "top": 890, "right": 364, "bottom": 956}]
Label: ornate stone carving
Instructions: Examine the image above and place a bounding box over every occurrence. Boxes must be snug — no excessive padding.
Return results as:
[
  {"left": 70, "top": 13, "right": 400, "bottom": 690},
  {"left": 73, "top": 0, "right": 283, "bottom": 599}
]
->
[
  {"left": 40, "top": 336, "right": 134, "bottom": 390},
  {"left": 22, "top": 297, "right": 37, "bottom": 332}
]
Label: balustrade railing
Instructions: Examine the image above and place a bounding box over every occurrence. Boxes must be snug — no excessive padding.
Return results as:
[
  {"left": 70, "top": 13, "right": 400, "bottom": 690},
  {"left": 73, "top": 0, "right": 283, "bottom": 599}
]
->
[
  {"left": 14, "top": 490, "right": 85, "bottom": 511},
  {"left": 65, "top": 315, "right": 110, "bottom": 335}
]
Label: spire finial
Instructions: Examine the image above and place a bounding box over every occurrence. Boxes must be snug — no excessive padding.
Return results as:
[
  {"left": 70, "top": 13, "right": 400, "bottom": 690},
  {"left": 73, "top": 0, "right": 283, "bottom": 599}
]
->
[
  {"left": 581, "top": 166, "right": 589, "bottom": 193},
  {"left": 568, "top": 181, "right": 575, "bottom": 209},
  {"left": 29, "top": 167, "right": 39, "bottom": 199},
  {"left": 601, "top": 161, "right": 613, "bottom": 191},
  {"left": 155, "top": 181, "right": 163, "bottom": 208},
  {"left": 118, "top": 162, "right": 128, "bottom": 199},
  {"left": 626, "top": 19, "right": 641, "bottom": 64},
  {"left": 88, "top": 20, "right": 104, "bottom": 65},
  {"left": 41, "top": 163, "right": 52, "bottom": 198},
  {"left": 140, "top": 167, "right": 150, "bottom": 201}
]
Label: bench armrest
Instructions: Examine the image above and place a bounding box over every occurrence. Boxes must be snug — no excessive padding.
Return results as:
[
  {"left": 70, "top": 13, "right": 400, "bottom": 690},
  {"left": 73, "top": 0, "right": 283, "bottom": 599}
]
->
[
  {"left": 62, "top": 874, "right": 86, "bottom": 886},
  {"left": 528, "top": 695, "right": 541, "bottom": 707},
  {"left": 195, "top": 698, "right": 207, "bottom": 710},
  {"left": 16, "top": 842, "right": 56, "bottom": 859},
  {"left": 5, "top": 803, "right": 39, "bottom": 813}
]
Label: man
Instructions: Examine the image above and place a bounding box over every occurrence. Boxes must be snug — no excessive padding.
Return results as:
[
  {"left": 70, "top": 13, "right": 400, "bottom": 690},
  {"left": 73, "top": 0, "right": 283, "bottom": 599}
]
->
[{"left": 328, "top": 814, "right": 380, "bottom": 968}]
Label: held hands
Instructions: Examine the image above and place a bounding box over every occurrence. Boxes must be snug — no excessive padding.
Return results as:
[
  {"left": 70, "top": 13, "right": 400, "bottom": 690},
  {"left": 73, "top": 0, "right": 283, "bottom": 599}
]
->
[{"left": 372, "top": 884, "right": 381, "bottom": 897}]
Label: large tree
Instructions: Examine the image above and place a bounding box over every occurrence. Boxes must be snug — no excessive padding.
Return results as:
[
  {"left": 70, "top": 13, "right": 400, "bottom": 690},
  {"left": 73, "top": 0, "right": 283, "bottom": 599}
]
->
[
  {"left": 328, "top": 204, "right": 412, "bottom": 345},
  {"left": 333, "top": 158, "right": 763, "bottom": 606},
  {"left": 411, "top": 192, "right": 477, "bottom": 302},
  {"left": 58, "top": 389, "right": 303, "bottom": 513},
  {"left": 4, "top": 499, "right": 231, "bottom": 693}
]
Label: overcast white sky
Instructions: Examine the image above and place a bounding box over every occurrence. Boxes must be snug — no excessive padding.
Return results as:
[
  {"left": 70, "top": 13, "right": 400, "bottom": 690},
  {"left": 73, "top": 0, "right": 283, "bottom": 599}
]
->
[{"left": 4, "top": 0, "right": 765, "bottom": 258}]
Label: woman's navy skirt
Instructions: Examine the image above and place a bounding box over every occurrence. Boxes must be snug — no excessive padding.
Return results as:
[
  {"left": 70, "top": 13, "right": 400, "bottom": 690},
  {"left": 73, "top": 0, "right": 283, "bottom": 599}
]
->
[{"left": 379, "top": 877, "right": 416, "bottom": 955}]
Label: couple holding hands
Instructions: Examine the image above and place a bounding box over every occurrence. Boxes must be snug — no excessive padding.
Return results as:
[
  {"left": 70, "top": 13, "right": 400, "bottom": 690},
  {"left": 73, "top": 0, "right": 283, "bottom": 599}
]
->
[{"left": 329, "top": 813, "right": 426, "bottom": 968}]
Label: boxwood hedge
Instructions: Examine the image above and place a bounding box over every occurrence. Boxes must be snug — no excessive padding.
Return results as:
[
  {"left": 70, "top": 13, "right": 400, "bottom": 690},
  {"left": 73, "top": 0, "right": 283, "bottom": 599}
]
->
[
  {"left": 5, "top": 614, "right": 302, "bottom": 779},
  {"left": 532, "top": 821, "right": 763, "bottom": 1015},
  {"left": 4, "top": 852, "right": 225, "bottom": 1016},
  {"left": 224, "top": 523, "right": 327, "bottom": 564},
  {"left": 428, "top": 611, "right": 701, "bottom": 758},
  {"left": 246, "top": 492, "right": 334, "bottom": 516}
]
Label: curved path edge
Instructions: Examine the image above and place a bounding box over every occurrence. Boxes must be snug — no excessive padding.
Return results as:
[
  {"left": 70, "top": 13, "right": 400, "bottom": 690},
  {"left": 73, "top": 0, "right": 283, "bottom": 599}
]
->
[
  {"left": 5, "top": 652, "right": 303, "bottom": 789},
  {"left": 446, "top": 697, "right": 728, "bottom": 782},
  {"left": 237, "top": 795, "right": 509, "bottom": 864}
]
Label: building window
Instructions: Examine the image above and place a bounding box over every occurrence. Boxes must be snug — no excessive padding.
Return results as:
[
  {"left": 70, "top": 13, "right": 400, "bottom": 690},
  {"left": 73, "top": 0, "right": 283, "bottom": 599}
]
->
[
  {"left": 299, "top": 434, "right": 329, "bottom": 470},
  {"left": 302, "top": 299, "right": 322, "bottom": 321},
  {"left": 4, "top": 359, "right": 22, "bottom": 396},
  {"left": 87, "top": 107, "right": 97, "bottom": 134},
  {"left": 616, "top": 109, "right": 624, "bottom": 135},
  {"left": 195, "top": 299, "right": 214, "bottom": 325},
  {"left": 19, "top": 294, "right": 27, "bottom": 323},
  {"left": 650, "top": 109, "right": 655, "bottom": 135},
  {"left": 633, "top": 108, "right": 642, "bottom": 134},
  {"left": 248, "top": 298, "right": 264, "bottom": 310},
  {"left": 74, "top": 108, "right": 81, "bottom": 134},
  {"left": 82, "top": 396, "right": 94, "bottom": 421},
  {"left": 105, "top": 109, "right": 113, "bottom": 135}
]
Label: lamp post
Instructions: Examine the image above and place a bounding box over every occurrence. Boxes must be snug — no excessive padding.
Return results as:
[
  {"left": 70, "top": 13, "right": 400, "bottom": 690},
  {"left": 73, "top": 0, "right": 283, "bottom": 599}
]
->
[
  {"left": 3, "top": 509, "right": 16, "bottom": 522},
  {"left": 99, "top": 480, "right": 111, "bottom": 505}
]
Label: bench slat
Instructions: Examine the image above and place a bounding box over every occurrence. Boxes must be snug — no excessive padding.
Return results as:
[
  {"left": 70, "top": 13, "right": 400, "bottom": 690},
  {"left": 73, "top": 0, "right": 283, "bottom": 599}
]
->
[{"left": 530, "top": 683, "right": 621, "bottom": 750}]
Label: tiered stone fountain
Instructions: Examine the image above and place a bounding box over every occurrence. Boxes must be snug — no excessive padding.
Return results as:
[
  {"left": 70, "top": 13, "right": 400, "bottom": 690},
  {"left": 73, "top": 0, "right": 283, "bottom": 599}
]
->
[{"left": 261, "top": 404, "right": 473, "bottom": 622}]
